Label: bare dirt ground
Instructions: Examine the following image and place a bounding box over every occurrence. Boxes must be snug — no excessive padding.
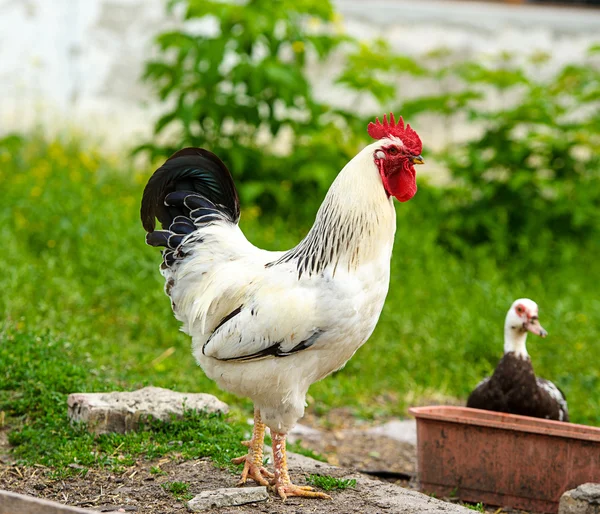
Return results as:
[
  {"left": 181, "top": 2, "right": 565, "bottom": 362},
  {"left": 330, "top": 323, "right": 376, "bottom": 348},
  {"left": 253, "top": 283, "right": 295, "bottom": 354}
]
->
[
  {"left": 296, "top": 408, "right": 416, "bottom": 478},
  {"left": 0, "top": 418, "right": 530, "bottom": 514},
  {"left": 0, "top": 453, "right": 453, "bottom": 514}
]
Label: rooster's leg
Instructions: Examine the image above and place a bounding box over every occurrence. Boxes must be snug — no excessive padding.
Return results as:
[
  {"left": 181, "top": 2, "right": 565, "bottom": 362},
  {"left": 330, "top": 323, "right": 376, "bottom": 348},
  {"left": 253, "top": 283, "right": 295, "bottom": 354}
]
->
[
  {"left": 270, "top": 431, "right": 332, "bottom": 500},
  {"left": 231, "top": 407, "right": 273, "bottom": 486}
]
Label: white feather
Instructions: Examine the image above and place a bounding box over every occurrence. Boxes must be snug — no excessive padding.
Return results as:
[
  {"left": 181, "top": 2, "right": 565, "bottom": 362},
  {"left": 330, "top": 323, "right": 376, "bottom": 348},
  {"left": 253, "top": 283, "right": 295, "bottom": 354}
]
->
[{"left": 536, "top": 378, "right": 568, "bottom": 421}]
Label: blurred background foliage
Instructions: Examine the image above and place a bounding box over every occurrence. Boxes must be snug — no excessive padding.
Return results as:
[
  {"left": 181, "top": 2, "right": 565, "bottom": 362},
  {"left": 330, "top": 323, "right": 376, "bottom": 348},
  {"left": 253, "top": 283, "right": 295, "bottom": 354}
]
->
[
  {"left": 136, "top": 0, "right": 362, "bottom": 221},
  {"left": 1, "top": 0, "right": 599, "bottom": 432},
  {"left": 2, "top": 132, "right": 599, "bottom": 428},
  {"left": 138, "top": 0, "right": 600, "bottom": 265}
]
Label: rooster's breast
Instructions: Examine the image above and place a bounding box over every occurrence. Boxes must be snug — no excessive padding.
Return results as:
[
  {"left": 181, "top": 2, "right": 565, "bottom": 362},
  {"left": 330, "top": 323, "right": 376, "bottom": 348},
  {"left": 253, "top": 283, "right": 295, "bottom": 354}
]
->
[{"left": 306, "top": 252, "right": 393, "bottom": 381}]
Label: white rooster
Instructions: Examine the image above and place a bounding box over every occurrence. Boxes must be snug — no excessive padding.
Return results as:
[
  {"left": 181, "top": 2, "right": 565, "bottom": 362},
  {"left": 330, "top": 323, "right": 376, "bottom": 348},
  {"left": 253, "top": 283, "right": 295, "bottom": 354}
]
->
[{"left": 141, "top": 114, "right": 424, "bottom": 499}]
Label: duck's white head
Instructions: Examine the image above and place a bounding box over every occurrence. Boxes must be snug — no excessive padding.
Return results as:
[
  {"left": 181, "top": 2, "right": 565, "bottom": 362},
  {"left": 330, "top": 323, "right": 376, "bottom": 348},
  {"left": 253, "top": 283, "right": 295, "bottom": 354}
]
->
[{"left": 504, "top": 298, "right": 548, "bottom": 358}]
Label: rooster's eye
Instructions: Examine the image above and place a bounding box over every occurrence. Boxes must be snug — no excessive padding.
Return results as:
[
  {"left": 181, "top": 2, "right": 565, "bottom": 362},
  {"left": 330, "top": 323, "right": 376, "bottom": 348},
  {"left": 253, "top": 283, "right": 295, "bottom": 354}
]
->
[{"left": 388, "top": 147, "right": 398, "bottom": 155}]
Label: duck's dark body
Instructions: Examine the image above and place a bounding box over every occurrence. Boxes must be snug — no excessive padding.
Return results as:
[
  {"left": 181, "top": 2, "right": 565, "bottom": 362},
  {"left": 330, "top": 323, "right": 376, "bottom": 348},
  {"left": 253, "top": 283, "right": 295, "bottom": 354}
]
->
[{"left": 467, "top": 352, "right": 569, "bottom": 421}]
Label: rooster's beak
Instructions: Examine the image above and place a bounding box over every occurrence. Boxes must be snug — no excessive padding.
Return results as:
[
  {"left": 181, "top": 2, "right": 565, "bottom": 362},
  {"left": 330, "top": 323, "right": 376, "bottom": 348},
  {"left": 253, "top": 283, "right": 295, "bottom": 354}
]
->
[{"left": 410, "top": 155, "right": 425, "bottom": 165}]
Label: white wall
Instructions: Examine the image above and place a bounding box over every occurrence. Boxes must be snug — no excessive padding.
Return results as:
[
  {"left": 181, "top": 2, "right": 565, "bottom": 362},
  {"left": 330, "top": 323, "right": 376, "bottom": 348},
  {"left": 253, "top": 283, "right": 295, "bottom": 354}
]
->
[{"left": 0, "top": 0, "right": 599, "bottom": 150}]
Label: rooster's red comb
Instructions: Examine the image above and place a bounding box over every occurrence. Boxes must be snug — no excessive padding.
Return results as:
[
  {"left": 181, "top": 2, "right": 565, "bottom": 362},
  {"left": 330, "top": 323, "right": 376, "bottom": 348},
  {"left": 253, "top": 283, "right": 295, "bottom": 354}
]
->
[{"left": 367, "top": 113, "right": 422, "bottom": 155}]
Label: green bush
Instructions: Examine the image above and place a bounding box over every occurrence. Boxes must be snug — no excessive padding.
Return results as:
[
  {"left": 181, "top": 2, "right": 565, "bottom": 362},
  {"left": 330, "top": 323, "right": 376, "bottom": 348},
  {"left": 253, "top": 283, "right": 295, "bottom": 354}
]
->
[
  {"left": 341, "top": 43, "right": 600, "bottom": 263},
  {"left": 138, "top": 0, "right": 364, "bottom": 221},
  {"left": 140, "top": 2, "right": 600, "bottom": 263},
  {"left": 432, "top": 50, "right": 600, "bottom": 264}
]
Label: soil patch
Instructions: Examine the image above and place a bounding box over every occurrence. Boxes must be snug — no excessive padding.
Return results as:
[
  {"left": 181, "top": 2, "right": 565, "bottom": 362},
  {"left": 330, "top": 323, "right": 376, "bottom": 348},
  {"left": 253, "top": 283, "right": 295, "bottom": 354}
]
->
[
  {"left": 0, "top": 455, "right": 456, "bottom": 514},
  {"left": 0, "top": 415, "right": 529, "bottom": 513}
]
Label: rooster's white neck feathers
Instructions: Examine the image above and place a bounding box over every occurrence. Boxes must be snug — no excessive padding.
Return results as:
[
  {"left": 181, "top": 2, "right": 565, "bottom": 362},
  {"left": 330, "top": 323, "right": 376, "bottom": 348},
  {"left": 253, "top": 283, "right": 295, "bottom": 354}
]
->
[{"left": 271, "top": 141, "right": 396, "bottom": 278}]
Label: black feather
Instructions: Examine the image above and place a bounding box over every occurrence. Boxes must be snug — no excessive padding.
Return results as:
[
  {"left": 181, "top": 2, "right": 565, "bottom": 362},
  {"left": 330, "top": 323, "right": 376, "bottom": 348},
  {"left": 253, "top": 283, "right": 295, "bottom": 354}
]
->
[
  {"left": 164, "top": 190, "right": 196, "bottom": 206},
  {"left": 170, "top": 221, "right": 195, "bottom": 235},
  {"left": 215, "top": 306, "right": 244, "bottom": 332},
  {"left": 190, "top": 213, "right": 223, "bottom": 224},
  {"left": 146, "top": 231, "right": 170, "bottom": 247},
  {"left": 163, "top": 251, "right": 176, "bottom": 267},
  {"left": 168, "top": 234, "right": 185, "bottom": 249},
  {"left": 189, "top": 207, "right": 223, "bottom": 219},
  {"left": 160, "top": 205, "right": 181, "bottom": 230},
  {"left": 184, "top": 194, "right": 217, "bottom": 211},
  {"left": 172, "top": 215, "right": 194, "bottom": 225},
  {"left": 215, "top": 329, "right": 323, "bottom": 362},
  {"left": 141, "top": 148, "right": 240, "bottom": 232}
]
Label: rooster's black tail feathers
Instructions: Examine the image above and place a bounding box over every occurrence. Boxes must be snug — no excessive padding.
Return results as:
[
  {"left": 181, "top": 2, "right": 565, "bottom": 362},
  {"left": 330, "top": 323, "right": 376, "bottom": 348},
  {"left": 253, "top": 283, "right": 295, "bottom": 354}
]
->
[
  {"left": 141, "top": 147, "right": 240, "bottom": 232},
  {"left": 140, "top": 148, "right": 240, "bottom": 269}
]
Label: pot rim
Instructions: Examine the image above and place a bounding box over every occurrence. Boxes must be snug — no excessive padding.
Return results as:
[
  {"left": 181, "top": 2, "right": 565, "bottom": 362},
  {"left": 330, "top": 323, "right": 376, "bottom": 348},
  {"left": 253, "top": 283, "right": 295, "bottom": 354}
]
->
[{"left": 409, "top": 406, "right": 600, "bottom": 442}]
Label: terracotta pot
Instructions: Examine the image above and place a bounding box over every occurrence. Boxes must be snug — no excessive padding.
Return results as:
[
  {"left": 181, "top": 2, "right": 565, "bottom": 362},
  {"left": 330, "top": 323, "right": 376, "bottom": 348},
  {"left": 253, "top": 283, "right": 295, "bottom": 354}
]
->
[{"left": 409, "top": 406, "right": 600, "bottom": 513}]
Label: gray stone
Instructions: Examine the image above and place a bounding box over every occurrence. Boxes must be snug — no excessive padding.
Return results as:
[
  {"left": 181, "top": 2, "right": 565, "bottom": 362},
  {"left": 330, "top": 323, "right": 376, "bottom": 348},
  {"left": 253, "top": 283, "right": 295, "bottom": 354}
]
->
[
  {"left": 0, "top": 489, "right": 101, "bottom": 514},
  {"left": 559, "top": 483, "right": 600, "bottom": 514},
  {"left": 366, "top": 418, "right": 417, "bottom": 446},
  {"left": 287, "top": 423, "right": 322, "bottom": 444},
  {"left": 67, "top": 386, "right": 228, "bottom": 434},
  {"left": 186, "top": 487, "right": 268, "bottom": 511}
]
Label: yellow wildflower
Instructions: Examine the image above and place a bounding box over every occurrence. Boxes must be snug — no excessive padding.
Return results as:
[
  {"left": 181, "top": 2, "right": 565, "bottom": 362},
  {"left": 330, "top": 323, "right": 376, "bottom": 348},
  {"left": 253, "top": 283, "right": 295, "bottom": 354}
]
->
[
  {"left": 79, "top": 151, "right": 98, "bottom": 172},
  {"left": 48, "top": 141, "right": 65, "bottom": 161},
  {"left": 32, "top": 162, "right": 51, "bottom": 180},
  {"left": 245, "top": 205, "right": 261, "bottom": 221}
]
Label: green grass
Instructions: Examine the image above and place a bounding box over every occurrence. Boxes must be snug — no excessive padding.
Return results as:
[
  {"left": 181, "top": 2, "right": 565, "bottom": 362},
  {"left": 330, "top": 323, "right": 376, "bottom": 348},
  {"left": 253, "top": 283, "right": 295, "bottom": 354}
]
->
[
  {"left": 0, "top": 327, "right": 251, "bottom": 477},
  {"left": 162, "top": 481, "right": 194, "bottom": 501},
  {"left": 465, "top": 502, "right": 485, "bottom": 512},
  {"left": 0, "top": 324, "right": 324, "bottom": 474},
  {"left": 306, "top": 474, "right": 357, "bottom": 491},
  {"left": 0, "top": 129, "right": 599, "bottom": 482},
  {"left": 287, "top": 442, "right": 328, "bottom": 462}
]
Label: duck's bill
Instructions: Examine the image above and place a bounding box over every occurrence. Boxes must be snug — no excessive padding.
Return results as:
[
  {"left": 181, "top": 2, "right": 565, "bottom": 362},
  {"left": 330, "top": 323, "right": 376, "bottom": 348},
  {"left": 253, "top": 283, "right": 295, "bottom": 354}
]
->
[{"left": 525, "top": 318, "right": 548, "bottom": 338}]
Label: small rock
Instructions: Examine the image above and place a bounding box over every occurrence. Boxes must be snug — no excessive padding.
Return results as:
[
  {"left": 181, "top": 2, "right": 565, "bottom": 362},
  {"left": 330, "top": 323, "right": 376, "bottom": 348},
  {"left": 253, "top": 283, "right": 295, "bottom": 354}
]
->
[
  {"left": 187, "top": 486, "right": 269, "bottom": 511},
  {"left": 559, "top": 483, "right": 600, "bottom": 514},
  {"left": 287, "top": 423, "right": 322, "bottom": 444},
  {"left": 67, "top": 387, "right": 228, "bottom": 434},
  {"left": 366, "top": 419, "right": 417, "bottom": 445}
]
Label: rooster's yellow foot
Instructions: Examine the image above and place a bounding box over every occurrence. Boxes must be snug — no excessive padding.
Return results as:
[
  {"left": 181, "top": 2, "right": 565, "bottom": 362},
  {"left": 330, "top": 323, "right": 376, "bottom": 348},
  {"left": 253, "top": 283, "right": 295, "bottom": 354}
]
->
[
  {"left": 231, "top": 453, "right": 273, "bottom": 487},
  {"left": 272, "top": 480, "right": 332, "bottom": 501}
]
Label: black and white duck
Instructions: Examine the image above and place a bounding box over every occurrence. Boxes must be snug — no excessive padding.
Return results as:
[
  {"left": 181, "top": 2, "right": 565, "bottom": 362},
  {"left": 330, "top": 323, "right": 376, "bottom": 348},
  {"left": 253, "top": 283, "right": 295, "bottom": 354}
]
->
[{"left": 467, "top": 298, "right": 569, "bottom": 422}]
